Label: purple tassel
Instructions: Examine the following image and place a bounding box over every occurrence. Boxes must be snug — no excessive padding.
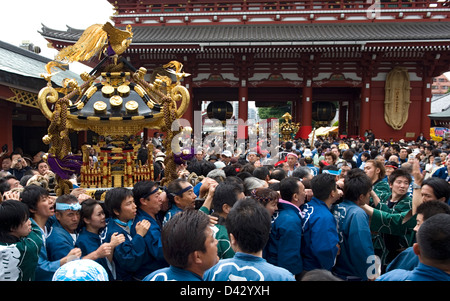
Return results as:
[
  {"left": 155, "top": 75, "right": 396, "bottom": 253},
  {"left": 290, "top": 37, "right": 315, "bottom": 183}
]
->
[
  {"left": 106, "top": 44, "right": 116, "bottom": 56},
  {"left": 46, "top": 154, "right": 82, "bottom": 179},
  {"left": 173, "top": 147, "right": 195, "bottom": 164}
]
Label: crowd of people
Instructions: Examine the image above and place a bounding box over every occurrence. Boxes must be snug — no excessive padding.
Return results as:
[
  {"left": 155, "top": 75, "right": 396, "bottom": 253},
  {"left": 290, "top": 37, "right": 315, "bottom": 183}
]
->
[{"left": 0, "top": 132, "right": 449, "bottom": 282}]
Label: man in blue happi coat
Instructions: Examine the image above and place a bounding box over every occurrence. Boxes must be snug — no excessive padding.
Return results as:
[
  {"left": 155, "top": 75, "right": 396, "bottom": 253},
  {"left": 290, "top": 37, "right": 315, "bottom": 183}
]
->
[
  {"left": 204, "top": 198, "right": 295, "bottom": 281},
  {"left": 377, "top": 213, "right": 450, "bottom": 281},
  {"left": 301, "top": 173, "right": 341, "bottom": 272},
  {"left": 263, "top": 177, "right": 306, "bottom": 279}
]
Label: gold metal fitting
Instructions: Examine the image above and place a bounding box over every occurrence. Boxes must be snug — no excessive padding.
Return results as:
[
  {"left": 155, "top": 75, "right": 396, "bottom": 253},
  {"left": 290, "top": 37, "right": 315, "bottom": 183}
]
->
[
  {"left": 117, "top": 84, "right": 130, "bottom": 97},
  {"left": 125, "top": 100, "right": 138, "bottom": 114},
  {"left": 101, "top": 85, "right": 115, "bottom": 98},
  {"left": 94, "top": 101, "right": 107, "bottom": 114},
  {"left": 110, "top": 95, "right": 123, "bottom": 109}
]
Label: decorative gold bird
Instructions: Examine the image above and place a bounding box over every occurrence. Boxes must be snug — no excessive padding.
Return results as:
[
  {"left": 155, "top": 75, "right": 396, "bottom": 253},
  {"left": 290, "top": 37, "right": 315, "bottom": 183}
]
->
[
  {"left": 55, "top": 22, "right": 133, "bottom": 63},
  {"left": 163, "top": 61, "right": 191, "bottom": 84},
  {"left": 102, "top": 23, "right": 133, "bottom": 57},
  {"left": 40, "top": 61, "right": 68, "bottom": 82}
]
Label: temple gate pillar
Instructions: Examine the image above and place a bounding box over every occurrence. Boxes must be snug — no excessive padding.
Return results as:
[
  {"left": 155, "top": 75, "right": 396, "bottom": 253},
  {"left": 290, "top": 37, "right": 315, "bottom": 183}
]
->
[
  {"left": 421, "top": 76, "right": 432, "bottom": 139},
  {"left": 360, "top": 77, "right": 371, "bottom": 137},
  {"left": 298, "top": 80, "right": 312, "bottom": 139},
  {"left": 237, "top": 80, "right": 248, "bottom": 139}
]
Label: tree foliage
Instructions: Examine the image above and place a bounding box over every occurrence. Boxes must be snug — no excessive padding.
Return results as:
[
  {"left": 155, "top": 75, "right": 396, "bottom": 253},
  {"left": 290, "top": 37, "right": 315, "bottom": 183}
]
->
[{"left": 257, "top": 102, "right": 292, "bottom": 120}]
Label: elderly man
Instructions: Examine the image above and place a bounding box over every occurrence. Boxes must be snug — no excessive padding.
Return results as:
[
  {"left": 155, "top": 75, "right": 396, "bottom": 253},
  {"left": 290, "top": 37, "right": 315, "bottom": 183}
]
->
[
  {"left": 432, "top": 154, "right": 450, "bottom": 182},
  {"left": 285, "top": 153, "right": 299, "bottom": 177}
]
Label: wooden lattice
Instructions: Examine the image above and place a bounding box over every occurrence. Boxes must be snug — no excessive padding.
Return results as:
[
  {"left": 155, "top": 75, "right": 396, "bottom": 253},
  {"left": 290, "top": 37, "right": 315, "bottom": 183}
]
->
[{"left": 7, "top": 87, "right": 39, "bottom": 108}]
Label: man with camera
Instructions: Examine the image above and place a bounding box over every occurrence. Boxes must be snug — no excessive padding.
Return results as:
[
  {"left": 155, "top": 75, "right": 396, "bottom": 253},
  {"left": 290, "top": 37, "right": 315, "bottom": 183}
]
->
[{"left": 8, "top": 152, "right": 31, "bottom": 180}]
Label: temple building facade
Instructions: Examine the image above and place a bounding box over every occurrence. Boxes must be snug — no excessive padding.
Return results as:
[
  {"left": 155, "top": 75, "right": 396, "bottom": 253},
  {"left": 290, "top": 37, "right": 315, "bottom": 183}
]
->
[
  {"left": 40, "top": 0, "right": 450, "bottom": 141},
  {"left": 0, "top": 40, "right": 81, "bottom": 155}
]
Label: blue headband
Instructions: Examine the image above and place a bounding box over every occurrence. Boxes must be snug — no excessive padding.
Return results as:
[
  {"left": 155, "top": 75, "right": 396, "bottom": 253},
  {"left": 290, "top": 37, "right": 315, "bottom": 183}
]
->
[
  {"left": 142, "top": 186, "right": 161, "bottom": 200},
  {"left": 173, "top": 185, "right": 193, "bottom": 196},
  {"left": 55, "top": 202, "right": 82, "bottom": 211},
  {"left": 322, "top": 169, "right": 341, "bottom": 176}
]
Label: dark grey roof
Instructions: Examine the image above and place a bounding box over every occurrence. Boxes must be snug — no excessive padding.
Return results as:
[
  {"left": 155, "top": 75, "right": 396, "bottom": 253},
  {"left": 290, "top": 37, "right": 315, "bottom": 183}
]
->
[
  {"left": 0, "top": 40, "right": 81, "bottom": 87},
  {"left": 40, "top": 22, "right": 450, "bottom": 45},
  {"left": 429, "top": 106, "right": 450, "bottom": 120}
]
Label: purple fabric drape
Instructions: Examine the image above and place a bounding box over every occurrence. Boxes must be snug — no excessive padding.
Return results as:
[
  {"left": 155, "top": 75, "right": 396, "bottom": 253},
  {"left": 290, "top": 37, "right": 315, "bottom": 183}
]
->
[{"left": 46, "top": 154, "right": 82, "bottom": 179}]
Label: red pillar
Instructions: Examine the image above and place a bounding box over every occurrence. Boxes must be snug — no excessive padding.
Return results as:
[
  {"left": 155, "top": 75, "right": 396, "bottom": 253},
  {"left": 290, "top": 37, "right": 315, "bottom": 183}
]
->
[
  {"left": 0, "top": 101, "right": 13, "bottom": 154},
  {"left": 348, "top": 95, "right": 356, "bottom": 136},
  {"left": 237, "top": 82, "right": 248, "bottom": 139},
  {"left": 338, "top": 102, "right": 348, "bottom": 137},
  {"left": 294, "top": 95, "right": 301, "bottom": 123},
  {"left": 294, "top": 93, "right": 302, "bottom": 132},
  {"left": 0, "top": 87, "right": 14, "bottom": 154},
  {"left": 298, "top": 83, "right": 312, "bottom": 139},
  {"left": 421, "top": 77, "right": 432, "bottom": 139},
  {"left": 360, "top": 79, "right": 371, "bottom": 137}
]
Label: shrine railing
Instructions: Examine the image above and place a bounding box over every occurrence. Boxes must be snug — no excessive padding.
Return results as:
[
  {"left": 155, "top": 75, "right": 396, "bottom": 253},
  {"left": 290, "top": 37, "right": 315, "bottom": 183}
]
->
[
  {"left": 110, "top": 0, "right": 450, "bottom": 25},
  {"left": 111, "top": 0, "right": 449, "bottom": 14}
]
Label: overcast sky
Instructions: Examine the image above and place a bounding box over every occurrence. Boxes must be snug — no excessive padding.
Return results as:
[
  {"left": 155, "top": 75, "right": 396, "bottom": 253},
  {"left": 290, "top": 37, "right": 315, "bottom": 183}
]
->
[{"left": 0, "top": 0, "right": 114, "bottom": 73}]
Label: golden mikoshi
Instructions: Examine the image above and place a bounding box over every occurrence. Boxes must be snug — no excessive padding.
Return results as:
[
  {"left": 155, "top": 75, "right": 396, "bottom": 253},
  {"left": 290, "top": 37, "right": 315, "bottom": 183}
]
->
[{"left": 38, "top": 22, "right": 190, "bottom": 195}]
